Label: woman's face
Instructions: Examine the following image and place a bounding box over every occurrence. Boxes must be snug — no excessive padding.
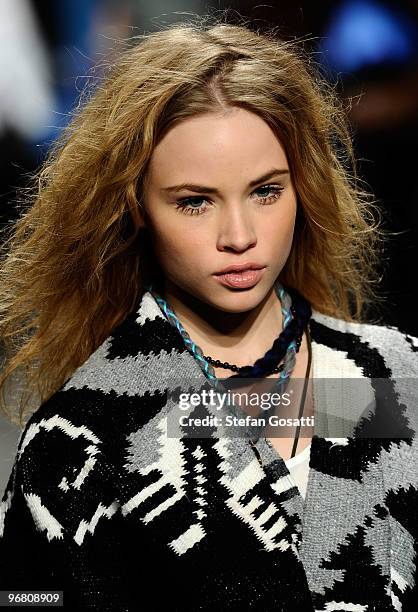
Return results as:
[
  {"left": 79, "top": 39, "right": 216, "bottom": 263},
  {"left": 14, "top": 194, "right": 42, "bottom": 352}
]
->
[{"left": 141, "top": 107, "right": 297, "bottom": 313}]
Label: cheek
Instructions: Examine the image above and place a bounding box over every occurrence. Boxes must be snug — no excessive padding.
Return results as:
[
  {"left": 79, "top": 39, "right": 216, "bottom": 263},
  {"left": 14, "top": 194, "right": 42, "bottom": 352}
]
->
[
  {"left": 260, "top": 199, "right": 297, "bottom": 252},
  {"left": 148, "top": 221, "right": 210, "bottom": 276}
]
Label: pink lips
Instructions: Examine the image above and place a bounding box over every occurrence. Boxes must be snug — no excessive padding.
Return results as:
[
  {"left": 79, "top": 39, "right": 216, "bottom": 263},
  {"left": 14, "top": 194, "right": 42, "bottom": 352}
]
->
[{"left": 214, "top": 267, "right": 266, "bottom": 289}]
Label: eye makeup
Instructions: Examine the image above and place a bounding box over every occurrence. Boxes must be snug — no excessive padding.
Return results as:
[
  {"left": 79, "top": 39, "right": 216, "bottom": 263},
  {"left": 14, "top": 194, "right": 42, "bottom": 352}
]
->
[{"left": 174, "top": 183, "right": 285, "bottom": 216}]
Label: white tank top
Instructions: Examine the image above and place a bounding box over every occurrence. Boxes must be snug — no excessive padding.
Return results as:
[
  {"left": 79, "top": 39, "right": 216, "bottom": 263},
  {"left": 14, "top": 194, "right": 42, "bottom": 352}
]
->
[{"left": 283, "top": 443, "right": 311, "bottom": 499}]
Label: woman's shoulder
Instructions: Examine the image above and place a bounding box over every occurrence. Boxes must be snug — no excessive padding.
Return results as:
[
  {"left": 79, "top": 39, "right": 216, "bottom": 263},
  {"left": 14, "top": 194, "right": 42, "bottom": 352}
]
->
[
  {"left": 310, "top": 308, "right": 418, "bottom": 376},
  {"left": 311, "top": 307, "right": 417, "bottom": 340},
  {"left": 12, "top": 289, "right": 182, "bottom": 474},
  {"left": 311, "top": 307, "right": 418, "bottom": 349}
]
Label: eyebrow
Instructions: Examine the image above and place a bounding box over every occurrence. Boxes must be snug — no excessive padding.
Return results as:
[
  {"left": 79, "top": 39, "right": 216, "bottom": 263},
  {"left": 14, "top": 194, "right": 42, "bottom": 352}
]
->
[{"left": 160, "top": 168, "right": 290, "bottom": 195}]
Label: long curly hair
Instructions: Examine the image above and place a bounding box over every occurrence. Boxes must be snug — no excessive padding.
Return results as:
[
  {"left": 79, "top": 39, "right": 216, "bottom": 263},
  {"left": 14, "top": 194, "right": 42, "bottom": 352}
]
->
[{"left": 0, "top": 14, "right": 386, "bottom": 426}]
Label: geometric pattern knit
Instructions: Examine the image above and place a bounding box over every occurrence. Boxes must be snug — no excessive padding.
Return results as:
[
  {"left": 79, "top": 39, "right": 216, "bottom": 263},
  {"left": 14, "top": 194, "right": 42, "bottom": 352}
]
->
[{"left": 0, "top": 289, "right": 417, "bottom": 611}]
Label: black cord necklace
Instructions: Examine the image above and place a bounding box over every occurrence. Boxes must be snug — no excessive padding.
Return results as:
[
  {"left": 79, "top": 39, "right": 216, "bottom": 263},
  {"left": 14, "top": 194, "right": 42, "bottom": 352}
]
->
[
  {"left": 202, "top": 286, "right": 311, "bottom": 378},
  {"left": 290, "top": 323, "right": 312, "bottom": 458}
]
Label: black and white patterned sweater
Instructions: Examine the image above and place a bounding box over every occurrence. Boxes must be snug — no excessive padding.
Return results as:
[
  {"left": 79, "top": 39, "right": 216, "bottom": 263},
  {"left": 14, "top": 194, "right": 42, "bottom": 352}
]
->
[{"left": 1, "top": 290, "right": 417, "bottom": 611}]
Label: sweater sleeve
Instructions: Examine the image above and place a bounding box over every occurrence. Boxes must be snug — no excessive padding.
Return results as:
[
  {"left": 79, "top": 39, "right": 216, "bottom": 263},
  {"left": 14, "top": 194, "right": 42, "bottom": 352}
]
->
[{"left": 0, "top": 410, "right": 133, "bottom": 611}]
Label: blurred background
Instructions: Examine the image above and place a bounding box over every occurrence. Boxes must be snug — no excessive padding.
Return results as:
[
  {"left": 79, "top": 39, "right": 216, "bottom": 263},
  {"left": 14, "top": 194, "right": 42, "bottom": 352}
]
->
[{"left": 1, "top": 0, "right": 418, "bottom": 492}]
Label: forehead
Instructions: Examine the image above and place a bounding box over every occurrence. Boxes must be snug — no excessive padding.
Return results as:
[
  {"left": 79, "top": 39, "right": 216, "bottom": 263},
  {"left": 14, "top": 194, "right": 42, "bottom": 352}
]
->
[{"left": 147, "top": 108, "right": 289, "bottom": 185}]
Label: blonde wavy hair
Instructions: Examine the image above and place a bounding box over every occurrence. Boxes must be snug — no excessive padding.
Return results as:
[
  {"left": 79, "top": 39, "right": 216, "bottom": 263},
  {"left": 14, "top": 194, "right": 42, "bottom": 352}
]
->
[{"left": 0, "top": 14, "right": 386, "bottom": 427}]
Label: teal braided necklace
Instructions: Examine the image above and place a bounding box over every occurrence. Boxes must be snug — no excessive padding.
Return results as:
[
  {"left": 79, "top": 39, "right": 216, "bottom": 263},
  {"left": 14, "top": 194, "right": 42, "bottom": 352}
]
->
[{"left": 144, "top": 280, "right": 299, "bottom": 395}]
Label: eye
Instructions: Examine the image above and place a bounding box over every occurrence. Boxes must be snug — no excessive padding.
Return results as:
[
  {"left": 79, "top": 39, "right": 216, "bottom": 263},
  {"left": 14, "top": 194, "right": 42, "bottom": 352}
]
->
[
  {"left": 174, "top": 196, "right": 211, "bottom": 216},
  {"left": 174, "top": 183, "right": 285, "bottom": 216},
  {"left": 253, "top": 184, "right": 284, "bottom": 203}
]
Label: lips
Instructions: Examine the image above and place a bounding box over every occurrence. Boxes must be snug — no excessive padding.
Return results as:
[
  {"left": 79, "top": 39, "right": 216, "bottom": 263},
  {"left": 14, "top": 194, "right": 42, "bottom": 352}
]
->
[
  {"left": 214, "top": 262, "right": 265, "bottom": 275},
  {"left": 213, "top": 266, "right": 266, "bottom": 289}
]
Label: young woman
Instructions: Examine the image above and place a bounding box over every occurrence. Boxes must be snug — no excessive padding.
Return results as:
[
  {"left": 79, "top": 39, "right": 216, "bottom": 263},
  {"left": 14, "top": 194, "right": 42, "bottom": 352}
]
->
[{"left": 0, "top": 16, "right": 417, "bottom": 611}]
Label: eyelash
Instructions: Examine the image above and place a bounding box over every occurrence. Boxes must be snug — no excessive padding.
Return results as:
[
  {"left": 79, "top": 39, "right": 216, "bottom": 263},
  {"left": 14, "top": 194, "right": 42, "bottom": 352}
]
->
[{"left": 174, "top": 184, "right": 285, "bottom": 216}]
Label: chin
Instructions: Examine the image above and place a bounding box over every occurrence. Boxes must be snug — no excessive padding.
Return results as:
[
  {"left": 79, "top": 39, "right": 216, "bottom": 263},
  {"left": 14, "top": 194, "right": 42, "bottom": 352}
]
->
[
  {"left": 207, "top": 288, "right": 266, "bottom": 314},
  {"left": 172, "top": 279, "right": 269, "bottom": 314}
]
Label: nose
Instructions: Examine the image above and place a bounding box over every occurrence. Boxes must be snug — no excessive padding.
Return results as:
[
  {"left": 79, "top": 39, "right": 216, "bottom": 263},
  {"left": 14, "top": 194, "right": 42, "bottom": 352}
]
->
[{"left": 216, "top": 201, "right": 257, "bottom": 252}]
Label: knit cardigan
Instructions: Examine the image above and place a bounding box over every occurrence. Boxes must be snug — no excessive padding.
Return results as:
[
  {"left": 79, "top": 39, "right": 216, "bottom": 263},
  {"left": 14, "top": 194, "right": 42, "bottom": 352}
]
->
[{"left": 1, "top": 290, "right": 417, "bottom": 611}]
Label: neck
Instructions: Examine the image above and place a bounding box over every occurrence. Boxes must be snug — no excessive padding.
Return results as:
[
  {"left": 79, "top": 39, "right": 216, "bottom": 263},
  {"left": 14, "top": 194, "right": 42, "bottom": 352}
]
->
[{"left": 160, "top": 278, "right": 284, "bottom": 365}]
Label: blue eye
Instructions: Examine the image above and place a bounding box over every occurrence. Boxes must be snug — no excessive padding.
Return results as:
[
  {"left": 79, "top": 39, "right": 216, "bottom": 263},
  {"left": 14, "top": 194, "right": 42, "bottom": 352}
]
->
[
  {"left": 175, "top": 197, "right": 207, "bottom": 215},
  {"left": 174, "top": 184, "right": 284, "bottom": 216}
]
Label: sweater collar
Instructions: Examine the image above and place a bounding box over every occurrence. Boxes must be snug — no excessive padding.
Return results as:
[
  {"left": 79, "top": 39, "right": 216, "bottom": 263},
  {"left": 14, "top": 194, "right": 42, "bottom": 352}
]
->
[{"left": 130, "top": 289, "right": 365, "bottom": 381}]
